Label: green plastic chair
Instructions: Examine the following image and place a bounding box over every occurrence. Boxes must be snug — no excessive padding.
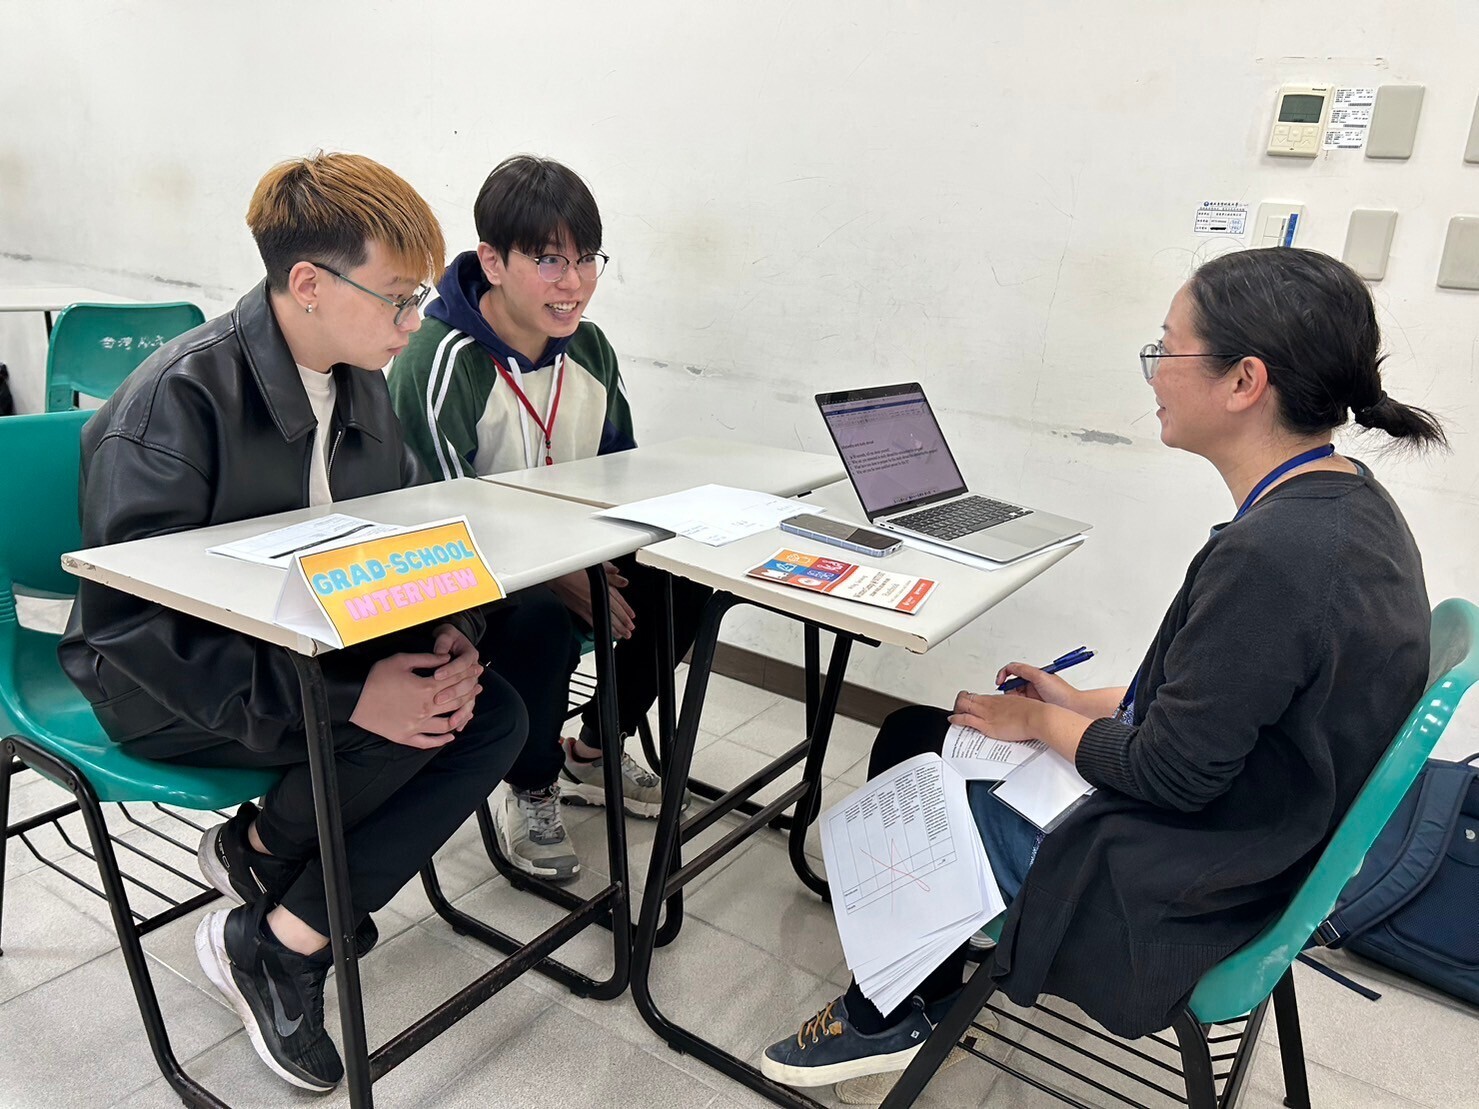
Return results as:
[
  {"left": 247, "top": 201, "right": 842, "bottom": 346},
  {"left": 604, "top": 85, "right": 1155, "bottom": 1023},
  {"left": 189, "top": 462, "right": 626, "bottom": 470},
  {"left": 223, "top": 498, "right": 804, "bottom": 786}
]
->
[
  {"left": 0, "top": 408, "right": 276, "bottom": 1107},
  {"left": 884, "top": 597, "right": 1479, "bottom": 1109},
  {"left": 44, "top": 301, "right": 205, "bottom": 411}
]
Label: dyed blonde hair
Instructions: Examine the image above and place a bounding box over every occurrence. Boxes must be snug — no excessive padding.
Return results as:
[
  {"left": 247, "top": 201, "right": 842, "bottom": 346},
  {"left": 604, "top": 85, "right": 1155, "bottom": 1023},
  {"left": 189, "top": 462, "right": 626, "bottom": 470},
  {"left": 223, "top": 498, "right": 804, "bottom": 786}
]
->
[{"left": 246, "top": 152, "right": 445, "bottom": 290}]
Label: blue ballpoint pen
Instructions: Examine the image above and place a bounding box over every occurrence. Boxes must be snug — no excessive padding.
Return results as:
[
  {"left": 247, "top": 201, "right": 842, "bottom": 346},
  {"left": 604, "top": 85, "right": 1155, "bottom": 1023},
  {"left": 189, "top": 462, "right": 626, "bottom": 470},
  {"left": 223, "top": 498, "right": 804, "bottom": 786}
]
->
[{"left": 998, "top": 646, "right": 1096, "bottom": 692}]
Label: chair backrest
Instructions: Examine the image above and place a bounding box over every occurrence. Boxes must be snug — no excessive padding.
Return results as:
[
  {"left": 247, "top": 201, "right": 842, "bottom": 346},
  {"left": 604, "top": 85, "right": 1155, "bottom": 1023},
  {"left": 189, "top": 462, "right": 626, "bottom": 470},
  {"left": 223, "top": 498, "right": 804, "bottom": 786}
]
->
[
  {"left": 44, "top": 301, "right": 205, "bottom": 411},
  {"left": 1189, "top": 597, "right": 1479, "bottom": 1023},
  {"left": 0, "top": 409, "right": 91, "bottom": 605}
]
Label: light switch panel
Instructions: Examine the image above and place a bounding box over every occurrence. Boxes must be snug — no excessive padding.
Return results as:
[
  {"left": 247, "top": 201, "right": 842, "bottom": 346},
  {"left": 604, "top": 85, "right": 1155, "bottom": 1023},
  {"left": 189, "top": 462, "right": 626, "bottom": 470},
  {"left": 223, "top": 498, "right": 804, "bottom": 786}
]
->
[
  {"left": 1366, "top": 84, "right": 1425, "bottom": 160},
  {"left": 1437, "top": 216, "right": 1479, "bottom": 291},
  {"left": 1465, "top": 95, "right": 1479, "bottom": 164},
  {"left": 1343, "top": 209, "right": 1398, "bottom": 281}
]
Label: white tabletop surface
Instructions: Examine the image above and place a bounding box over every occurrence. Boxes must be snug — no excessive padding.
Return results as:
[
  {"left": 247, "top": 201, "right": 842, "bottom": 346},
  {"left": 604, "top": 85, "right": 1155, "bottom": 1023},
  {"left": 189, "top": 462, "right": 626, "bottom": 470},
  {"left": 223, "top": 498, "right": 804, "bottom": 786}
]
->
[
  {"left": 479, "top": 436, "right": 848, "bottom": 509},
  {"left": 0, "top": 285, "right": 133, "bottom": 312},
  {"left": 62, "top": 478, "right": 665, "bottom": 656},
  {"left": 638, "top": 520, "right": 1081, "bottom": 655}
]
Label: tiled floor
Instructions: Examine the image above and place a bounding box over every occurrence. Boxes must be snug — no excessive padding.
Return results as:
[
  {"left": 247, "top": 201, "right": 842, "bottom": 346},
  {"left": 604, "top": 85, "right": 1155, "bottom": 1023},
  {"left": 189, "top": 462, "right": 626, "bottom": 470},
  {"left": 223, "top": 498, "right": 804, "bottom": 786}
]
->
[{"left": 3, "top": 631, "right": 1477, "bottom": 1107}]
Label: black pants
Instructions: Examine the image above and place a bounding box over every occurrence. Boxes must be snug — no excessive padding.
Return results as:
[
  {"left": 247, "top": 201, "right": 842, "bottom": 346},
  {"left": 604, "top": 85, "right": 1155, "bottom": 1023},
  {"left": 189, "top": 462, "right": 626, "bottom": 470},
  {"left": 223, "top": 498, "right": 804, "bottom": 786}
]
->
[
  {"left": 130, "top": 672, "right": 526, "bottom": 935},
  {"left": 843, "top": 706, "right": 971, "bottom": 1033},
  {"left": 486, "top": 555, "right": 710, "bottom": 793}
]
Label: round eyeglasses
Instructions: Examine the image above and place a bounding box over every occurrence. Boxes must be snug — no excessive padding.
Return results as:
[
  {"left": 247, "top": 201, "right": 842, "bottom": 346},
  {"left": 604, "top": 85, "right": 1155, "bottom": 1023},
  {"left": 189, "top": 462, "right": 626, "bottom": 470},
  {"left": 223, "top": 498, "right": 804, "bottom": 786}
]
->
[{"left": 511, "top": 250, "right": 609, "bottom": 283}]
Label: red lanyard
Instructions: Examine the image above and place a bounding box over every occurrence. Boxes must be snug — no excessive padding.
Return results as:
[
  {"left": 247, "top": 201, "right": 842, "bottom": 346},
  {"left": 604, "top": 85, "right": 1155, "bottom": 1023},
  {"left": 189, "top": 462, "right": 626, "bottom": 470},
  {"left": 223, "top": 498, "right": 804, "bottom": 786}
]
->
[{"left": 493, "top": 354, "right": 565, "bottom": 467}]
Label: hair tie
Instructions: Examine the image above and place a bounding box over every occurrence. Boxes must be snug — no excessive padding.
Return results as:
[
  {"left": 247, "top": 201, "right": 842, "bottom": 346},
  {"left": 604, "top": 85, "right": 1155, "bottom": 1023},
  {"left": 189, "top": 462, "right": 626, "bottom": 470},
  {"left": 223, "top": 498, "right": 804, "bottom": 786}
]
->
[{"left": 1355, "top": 390, "right": 1388, "bottom": 421}]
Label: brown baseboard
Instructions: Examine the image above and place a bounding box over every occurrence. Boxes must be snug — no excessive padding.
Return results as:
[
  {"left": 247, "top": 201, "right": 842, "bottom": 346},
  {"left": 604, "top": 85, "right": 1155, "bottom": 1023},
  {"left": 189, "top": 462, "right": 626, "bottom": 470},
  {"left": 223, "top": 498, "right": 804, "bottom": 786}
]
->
[{"left": 710, "top": 642, "right": 910, "bottom": 728}]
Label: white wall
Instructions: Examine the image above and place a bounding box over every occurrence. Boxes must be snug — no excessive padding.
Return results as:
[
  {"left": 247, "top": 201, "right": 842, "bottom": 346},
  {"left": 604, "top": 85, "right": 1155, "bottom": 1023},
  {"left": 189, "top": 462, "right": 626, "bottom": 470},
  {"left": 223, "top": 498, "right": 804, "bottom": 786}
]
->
[{"left": 4, "top": 1, "right": 1476, "bottom": 750}]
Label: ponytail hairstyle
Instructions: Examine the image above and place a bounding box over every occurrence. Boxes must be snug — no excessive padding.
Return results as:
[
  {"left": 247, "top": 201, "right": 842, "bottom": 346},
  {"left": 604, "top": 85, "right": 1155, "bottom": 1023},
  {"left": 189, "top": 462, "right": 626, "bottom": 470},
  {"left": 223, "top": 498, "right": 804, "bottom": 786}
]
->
[{"left": 1185, "top": 248, "right": 1446, "bottom": 450}]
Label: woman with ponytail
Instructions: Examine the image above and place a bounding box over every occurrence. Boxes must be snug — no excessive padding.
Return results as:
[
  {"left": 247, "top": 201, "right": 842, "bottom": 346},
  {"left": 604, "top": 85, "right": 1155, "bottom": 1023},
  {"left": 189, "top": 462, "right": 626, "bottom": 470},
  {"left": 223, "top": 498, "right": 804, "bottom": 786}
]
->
[{"left": 762, "top": 248, "right": 1442, "bottom": 1093}]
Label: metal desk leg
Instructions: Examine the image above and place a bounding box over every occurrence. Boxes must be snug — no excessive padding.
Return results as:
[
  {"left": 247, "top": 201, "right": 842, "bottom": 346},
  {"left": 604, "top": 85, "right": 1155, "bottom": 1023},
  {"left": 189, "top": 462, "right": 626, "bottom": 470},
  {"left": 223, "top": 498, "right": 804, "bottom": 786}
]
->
[
  {"left": 629, "top": 595, "right": 855, "bottom": 1108},
  {"left": 804, "top": 624, "right": 820, "bottom": 734},
  {"left": 786, "top": 634, "right": 852, "bottom": 900},
  {"left": 290, "top": 654, "right": 372, "bottom": 1109},
  {"left": 418, "top": 565, "right": 632, "bottom": 1001}
]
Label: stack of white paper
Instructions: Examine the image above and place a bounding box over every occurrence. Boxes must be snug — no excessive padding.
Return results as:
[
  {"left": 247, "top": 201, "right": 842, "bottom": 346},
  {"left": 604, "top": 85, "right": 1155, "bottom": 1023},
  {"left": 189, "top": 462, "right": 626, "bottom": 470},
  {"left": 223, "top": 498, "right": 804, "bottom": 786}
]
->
[
  {"left": 944, "top": 724, "right": 1094, "bottom": 832},
  {"left": 821, "top": 753, "right": 1005, "bottom": 1014},
  {"left": 595, "top": 484, "right": 816, "bottom": 546},
  {"left": 206, "top": 514, "right": 409, "bottom": 568}
]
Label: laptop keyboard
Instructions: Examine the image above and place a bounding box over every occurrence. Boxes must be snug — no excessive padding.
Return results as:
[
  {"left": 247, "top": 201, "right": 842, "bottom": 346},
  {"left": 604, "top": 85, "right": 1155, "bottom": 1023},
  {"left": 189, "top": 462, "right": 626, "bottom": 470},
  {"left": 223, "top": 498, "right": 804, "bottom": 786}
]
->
[{"left": 891, "top": 495, "right": 1032, "bottom": 541}]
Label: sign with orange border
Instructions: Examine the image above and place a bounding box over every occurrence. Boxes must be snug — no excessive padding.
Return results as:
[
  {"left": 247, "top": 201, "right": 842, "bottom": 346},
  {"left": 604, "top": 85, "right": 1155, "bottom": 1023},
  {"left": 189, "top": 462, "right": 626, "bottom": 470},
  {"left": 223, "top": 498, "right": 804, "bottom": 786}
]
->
[{"left": 273, "top": 517, "right": 504, "bottom": 647}]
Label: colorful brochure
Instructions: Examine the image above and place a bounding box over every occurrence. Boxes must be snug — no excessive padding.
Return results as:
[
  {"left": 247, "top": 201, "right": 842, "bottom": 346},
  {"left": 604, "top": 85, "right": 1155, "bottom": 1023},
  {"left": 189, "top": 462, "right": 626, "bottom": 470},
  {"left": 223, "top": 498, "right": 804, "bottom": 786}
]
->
[{"left": 746, "top": 548, "right": 936, "bottom": 614}]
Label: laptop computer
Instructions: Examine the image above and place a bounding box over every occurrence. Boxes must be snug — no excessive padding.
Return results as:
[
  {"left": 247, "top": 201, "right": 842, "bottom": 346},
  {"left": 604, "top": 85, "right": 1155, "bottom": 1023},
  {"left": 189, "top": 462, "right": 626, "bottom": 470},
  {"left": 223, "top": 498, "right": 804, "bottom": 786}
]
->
[{"left": 816, "top": 382, "right": 1091, "bottom": 562}]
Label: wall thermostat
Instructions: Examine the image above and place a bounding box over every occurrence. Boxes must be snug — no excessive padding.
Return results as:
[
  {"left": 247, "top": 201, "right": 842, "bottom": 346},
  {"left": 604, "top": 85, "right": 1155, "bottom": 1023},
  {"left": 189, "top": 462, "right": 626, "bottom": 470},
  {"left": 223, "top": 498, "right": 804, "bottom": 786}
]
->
[{"left": 1267, "top": 85, "right": 1332, "bottom": 157}]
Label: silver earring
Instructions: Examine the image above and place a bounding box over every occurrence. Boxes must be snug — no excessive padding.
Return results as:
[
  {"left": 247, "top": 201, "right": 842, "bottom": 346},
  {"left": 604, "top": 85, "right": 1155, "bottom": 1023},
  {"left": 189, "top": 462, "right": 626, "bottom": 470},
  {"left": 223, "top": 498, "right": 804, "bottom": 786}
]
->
[{"left": 305, "top": 304, "right": 315, "bottom": 314}]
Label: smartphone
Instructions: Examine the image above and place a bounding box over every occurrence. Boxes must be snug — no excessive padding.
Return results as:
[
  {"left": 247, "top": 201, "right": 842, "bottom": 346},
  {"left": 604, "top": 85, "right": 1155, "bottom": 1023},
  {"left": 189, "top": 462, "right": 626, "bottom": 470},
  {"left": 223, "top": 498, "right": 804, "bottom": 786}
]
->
[{"left": 779, "top": 513, "right": 903, "bottom": 557}]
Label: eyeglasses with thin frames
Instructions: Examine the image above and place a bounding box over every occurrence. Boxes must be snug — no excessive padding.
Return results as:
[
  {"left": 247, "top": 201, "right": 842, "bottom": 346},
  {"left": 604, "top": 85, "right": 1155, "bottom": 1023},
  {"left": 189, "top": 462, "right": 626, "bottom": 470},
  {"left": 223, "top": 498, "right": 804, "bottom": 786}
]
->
[
  {"left": 311, "top": 262, "right": 431, "bottom": 327},
  {"left": 510, "top": 249, "right": 609, "bottom": 283},
  {"left": 1139, "top": 341, "right": 1241, "bottom": 382}
]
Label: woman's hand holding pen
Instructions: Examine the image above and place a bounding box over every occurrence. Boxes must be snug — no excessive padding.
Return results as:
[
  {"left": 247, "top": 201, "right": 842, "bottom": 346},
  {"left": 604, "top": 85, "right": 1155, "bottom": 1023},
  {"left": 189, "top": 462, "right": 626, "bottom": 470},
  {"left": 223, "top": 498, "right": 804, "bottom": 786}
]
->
[{"left": 995, "top": 662, "right": 1086, "bottom": 711}]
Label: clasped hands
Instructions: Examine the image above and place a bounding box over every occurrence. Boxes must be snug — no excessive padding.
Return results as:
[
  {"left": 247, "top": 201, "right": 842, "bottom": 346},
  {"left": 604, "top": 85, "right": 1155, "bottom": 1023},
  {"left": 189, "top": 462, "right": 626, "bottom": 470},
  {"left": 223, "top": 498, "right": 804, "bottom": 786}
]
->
[{"left": 350, "top": 622, "right": 484, "bottom": 749}]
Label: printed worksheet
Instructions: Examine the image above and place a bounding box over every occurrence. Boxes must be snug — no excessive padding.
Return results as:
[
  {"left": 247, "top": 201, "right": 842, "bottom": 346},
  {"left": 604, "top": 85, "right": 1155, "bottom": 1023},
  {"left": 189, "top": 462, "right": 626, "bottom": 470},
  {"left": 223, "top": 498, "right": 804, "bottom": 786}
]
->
[
  {"left": 821, "top": 753, "right": 1005, "bottom": 1012},
  {"left": 942, "top": 724, "right": 1043, "bottom": 780}
]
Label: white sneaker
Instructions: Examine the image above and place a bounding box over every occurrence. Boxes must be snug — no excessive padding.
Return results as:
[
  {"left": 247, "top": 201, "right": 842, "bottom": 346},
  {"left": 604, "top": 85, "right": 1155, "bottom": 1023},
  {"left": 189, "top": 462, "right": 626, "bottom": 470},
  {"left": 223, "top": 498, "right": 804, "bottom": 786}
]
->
[
  {"left": 558, "top": 737, "right": 689, "bottom": 819},
  {"left": 492, "top": 784, "right": 580, "bottom": 880}
]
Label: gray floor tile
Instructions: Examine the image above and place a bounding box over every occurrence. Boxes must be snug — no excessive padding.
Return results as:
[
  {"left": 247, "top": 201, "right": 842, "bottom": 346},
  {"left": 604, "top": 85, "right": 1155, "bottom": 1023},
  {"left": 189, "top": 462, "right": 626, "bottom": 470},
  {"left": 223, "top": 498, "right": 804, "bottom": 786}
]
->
[
  {"left": 1261, "top": 955, "right": 1479, "bottom": 1106},
  {"left": 0, "top": 948, "right": 238, "bottom": 1108},
  {"left": 681, "top": 673, "right": 784, "bottom": 738},
  {"left": 121, "top": 922, "right": 558, "bottom": 1108},
  {"left": 0, "top": 871, "right": 121, "bottom": 1006},
  {"left": 420, "top": 1000, "right": 716, "bottom": 1108},
  {"left": 724, "top": 697, "right": 878, "bottom": 776},
  {"left": 686, "top": 839, "right": 842, "bottom": 977},
  {"left": 1244, "top": 1049, "right": 1433, "bottom": 1109}
]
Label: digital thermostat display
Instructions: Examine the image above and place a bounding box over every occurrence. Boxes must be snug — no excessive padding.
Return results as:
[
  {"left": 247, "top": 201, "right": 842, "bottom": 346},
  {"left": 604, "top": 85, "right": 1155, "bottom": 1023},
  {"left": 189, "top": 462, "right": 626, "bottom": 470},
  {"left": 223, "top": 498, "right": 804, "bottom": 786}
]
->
[
  {"left": 1278, "top": 95, "right": 1326, "bottom": 124},
  {"left": 1268, "top": 85, "right": 1331, "bottom": 157}
]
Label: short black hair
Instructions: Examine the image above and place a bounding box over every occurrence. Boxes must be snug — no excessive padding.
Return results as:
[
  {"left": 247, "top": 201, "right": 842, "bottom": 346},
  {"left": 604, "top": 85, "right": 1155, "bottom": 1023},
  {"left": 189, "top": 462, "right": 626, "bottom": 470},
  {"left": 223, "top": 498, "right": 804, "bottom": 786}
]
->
[
  {"left": 473, "top": 155, "right": 602, "bottom": 260},
  {"left": 1187, "top": 248, "right": 1445, "bottom": 451}
]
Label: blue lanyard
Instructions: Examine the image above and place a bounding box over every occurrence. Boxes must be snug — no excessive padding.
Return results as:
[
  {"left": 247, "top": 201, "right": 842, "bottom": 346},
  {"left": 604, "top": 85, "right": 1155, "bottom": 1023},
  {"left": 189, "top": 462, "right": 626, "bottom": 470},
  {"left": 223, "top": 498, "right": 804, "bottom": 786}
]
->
[
  {"left": 1116, "top": 443, "right": 1335, "bottom": 722},
  {"left": 1233, "top": 444, "right": 1334, "bottom": 522}
]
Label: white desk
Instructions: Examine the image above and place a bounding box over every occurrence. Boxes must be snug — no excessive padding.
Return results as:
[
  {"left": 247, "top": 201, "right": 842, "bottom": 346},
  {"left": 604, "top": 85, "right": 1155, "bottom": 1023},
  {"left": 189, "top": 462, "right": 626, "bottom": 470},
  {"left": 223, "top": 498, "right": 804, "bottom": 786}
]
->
[
  {"left": 62, "top": 476, "right": 664, "bottom": 1108},
  {"left": 63, "top": 478, "right": 665, "bottom": 654},
  {"left": 638, "top": 528, "right": 1079, "bottom": 655},
  {"left": 478, "top": 435, "right": 847, "bottom": 509},
  {"left": 628, "top": 519, "right": 1081, "bottom": 1108}
]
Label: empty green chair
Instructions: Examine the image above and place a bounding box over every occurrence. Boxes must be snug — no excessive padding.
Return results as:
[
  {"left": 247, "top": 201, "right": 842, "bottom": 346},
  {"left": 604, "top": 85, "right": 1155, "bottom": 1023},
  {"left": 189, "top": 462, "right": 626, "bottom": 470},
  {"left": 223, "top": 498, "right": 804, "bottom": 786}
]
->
[
  {"left": 0, "top": 408, "right": 277, "bottom": 1106},
  {"left": 883, "top": 597, "right": 1479, "bottom": 1109},
  {"left": 44, "top": 301, "right": 205, "bottom": 411}
]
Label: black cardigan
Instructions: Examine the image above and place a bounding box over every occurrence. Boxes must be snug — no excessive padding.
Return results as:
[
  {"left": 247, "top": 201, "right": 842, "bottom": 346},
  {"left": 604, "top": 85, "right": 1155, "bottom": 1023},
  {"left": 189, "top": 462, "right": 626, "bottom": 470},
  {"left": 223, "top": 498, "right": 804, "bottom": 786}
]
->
[{"left": 989, "top": 468, "right": 1430, "bottom": 1036}]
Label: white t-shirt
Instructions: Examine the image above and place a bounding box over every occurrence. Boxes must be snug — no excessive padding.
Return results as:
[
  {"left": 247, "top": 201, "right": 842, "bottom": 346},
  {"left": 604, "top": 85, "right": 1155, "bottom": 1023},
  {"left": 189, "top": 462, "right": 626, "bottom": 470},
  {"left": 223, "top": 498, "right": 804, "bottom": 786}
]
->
[{"left": 296, "top": 364, "right": 338, "bottom": 507}]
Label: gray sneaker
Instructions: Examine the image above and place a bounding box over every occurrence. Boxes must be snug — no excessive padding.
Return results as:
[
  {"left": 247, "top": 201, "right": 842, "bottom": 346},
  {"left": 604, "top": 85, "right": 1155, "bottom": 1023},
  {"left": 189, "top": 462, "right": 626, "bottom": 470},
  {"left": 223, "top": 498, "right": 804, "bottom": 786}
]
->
[
  {"left": 559, "top": 737, "right": 689, "bottom": 819},
  {"left": 492, "top": 784, "right": 580, "bottom": 881}
]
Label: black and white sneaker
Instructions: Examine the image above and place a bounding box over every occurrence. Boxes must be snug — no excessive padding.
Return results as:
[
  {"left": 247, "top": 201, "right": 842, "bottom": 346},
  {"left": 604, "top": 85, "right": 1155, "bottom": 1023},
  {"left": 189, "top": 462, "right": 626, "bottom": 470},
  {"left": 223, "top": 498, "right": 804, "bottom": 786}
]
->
[
  {"left": 198, "top": 802, "right": 302, "bottom": 906},
  {"left": 199, "top": 803, "right": 379, "bottom": 957},
  {"left": 196, "top": 901, "right": 344, "bottom": 1092}
]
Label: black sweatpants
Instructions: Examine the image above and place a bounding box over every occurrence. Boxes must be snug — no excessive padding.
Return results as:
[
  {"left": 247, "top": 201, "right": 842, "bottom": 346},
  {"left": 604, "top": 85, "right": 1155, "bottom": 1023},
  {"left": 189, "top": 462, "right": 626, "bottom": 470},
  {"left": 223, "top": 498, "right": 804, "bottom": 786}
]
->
[
  {"left": 129, "top": 671, "right": 527, "bottom": 935},
  {"left": 488, "top": 554, "right": 710, "bottom": 793}
]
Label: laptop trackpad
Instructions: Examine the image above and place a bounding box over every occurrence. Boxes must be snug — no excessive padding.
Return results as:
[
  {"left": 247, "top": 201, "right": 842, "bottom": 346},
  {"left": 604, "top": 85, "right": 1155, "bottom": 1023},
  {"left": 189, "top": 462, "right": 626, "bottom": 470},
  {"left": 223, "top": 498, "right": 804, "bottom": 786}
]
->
[{"left": 982, "top": 517, "right": 1068, "bottom": 551}]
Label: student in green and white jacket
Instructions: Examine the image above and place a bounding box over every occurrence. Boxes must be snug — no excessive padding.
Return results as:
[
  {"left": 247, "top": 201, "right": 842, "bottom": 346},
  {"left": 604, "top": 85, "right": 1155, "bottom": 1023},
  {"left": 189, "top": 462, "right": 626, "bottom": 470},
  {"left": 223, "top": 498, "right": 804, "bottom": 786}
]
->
[{"left": 389, "top": 156, "right": 705, "bottom": 881}]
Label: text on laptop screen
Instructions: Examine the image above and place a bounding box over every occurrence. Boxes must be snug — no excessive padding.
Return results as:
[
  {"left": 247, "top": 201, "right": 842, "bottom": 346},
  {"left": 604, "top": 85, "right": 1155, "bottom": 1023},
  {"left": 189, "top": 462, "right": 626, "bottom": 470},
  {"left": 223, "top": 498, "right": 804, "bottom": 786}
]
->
[{"left": 819, "top": 390, "right": 967, "bottom": 515}]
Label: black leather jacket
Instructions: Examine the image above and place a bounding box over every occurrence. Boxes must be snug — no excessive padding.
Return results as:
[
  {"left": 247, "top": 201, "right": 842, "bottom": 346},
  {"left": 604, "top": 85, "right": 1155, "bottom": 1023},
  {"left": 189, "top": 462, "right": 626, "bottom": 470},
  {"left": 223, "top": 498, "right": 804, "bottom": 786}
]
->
[{"left": 59, "top": 281, "right": 485, "bottom": 749}]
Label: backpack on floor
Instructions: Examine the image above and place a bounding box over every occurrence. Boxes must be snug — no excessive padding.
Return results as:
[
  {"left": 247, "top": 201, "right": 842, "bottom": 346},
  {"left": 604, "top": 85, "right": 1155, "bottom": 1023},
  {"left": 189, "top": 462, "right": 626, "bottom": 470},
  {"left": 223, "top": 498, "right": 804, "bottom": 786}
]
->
[{"left": 1315, "top": 754, "right": 1479, "bottom": 1005}]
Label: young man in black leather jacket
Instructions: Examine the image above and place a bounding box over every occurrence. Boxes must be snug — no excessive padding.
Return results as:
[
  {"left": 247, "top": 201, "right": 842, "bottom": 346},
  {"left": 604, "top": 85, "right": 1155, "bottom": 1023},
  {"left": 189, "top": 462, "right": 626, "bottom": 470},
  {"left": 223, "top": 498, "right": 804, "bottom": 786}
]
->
[{"left": 59, "top": 153, "right": 528, "bottom": 1092}]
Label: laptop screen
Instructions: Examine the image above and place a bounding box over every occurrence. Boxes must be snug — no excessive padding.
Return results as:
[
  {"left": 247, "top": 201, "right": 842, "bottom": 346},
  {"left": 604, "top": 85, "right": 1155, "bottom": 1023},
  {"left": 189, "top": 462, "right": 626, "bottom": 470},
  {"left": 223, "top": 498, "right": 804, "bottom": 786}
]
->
[{"left": 816, "top": 383, "right": 968, "bottom": 517}]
